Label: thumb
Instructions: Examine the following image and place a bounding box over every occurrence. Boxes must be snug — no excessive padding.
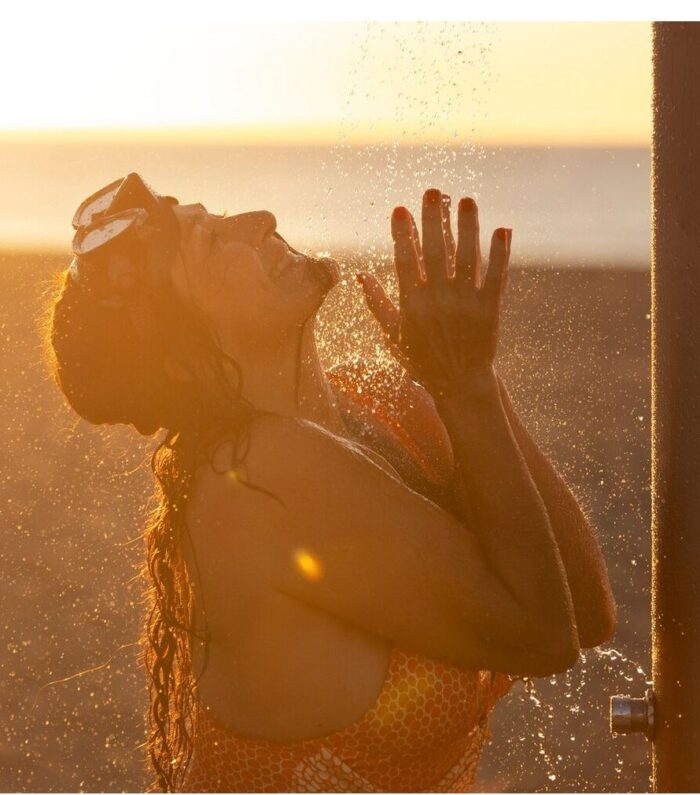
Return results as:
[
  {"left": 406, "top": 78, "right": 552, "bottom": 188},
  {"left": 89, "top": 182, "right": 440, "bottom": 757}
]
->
[{"left": 356, "top": 272, "right": 400, "bottom": 342}]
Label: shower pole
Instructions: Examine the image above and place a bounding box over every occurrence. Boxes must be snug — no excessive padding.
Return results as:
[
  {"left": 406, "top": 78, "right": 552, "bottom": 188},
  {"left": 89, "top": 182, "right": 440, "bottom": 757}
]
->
[{"left": 651, "top": 21, "right": 700, "bottom": 792}]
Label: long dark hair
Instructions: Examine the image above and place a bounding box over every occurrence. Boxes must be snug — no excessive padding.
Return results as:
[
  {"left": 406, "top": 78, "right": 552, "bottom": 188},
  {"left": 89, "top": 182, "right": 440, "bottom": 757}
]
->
[{"left": 45, "top": 257, "right": 301, "bottom": 791}]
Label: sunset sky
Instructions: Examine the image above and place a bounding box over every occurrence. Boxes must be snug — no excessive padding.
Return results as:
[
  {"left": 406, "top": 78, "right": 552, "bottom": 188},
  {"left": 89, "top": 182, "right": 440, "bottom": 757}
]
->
[{"left": 0, "top": 21, "right": 651, "bottom": 147}]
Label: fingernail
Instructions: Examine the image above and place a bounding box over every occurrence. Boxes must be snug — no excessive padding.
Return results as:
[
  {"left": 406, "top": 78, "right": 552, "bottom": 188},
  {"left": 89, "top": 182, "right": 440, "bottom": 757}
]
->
[
  {"left": 459, "top": 197, "right": 476, "bottom": 213},
  {"left": 496, "top": 227, "right": 512, "bottom": 243},
  {"left": 393, "top": 206, "right": 410, "bottom": 222},
  {"left": 424, "top": 188, "right": 442, "bottom": 204}
]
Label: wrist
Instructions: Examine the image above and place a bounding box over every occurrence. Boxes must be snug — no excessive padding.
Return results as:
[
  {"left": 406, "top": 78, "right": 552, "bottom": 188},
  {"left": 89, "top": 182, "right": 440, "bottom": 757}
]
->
[{"left": 431, "top": 366, "right": 501, "bottom": 408}]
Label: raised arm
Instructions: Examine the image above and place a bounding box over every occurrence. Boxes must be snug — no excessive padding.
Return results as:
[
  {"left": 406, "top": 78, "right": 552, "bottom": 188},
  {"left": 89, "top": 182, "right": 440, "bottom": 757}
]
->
[
  {"left": 494, "top": 375, "right": 617, "bottom": 648},
  {"left": 356, "top": 188, "right": 579, "bottom": 669},
  {"left": 358, "top": 190, "right": 614, "bottom": 655},
  {"left": 395, "top": 370, "right": 616, "bottom": 652}
]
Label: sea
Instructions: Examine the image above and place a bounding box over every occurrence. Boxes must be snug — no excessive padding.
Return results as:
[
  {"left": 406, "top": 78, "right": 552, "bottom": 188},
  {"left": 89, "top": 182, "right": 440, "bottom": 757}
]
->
[{"left": 0, "top": 141, "right": 650, "bottom": 267}]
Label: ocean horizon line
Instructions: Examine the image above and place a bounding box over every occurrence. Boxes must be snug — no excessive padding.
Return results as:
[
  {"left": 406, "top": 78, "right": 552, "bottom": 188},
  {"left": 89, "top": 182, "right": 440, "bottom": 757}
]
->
[{"left": 2, "top": 246, "right": 651, "bottom": 272}]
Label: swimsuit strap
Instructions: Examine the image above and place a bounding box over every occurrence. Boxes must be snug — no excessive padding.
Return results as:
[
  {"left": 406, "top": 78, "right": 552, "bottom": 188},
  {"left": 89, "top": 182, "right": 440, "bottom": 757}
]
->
[{"left": 327, "top": 362, "right": 453, "bottom": 499}]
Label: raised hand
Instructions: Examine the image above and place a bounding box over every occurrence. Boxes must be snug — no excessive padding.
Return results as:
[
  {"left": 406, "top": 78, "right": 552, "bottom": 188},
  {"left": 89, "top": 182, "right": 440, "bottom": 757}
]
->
[{"left": 357, "top": 189, "right": 512, "bottom": 399}]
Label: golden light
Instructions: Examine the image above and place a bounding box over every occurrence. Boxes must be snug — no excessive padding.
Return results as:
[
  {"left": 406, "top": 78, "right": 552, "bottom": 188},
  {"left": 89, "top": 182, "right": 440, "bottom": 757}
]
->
[
  {"left": 0, "top": 21, "right": 650, "bottom": 147},
  {"left": 293, "top": 548, "right": 324, "bottom": 582}
]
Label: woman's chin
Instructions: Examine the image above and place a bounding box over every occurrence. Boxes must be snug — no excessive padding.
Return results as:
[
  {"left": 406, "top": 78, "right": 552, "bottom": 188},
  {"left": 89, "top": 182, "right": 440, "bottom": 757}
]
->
[
  {"left": 272, "top": 254, "right": 339, "bottom": 295},
  {"left": 308, "top": 256, "right": 340, "bottom": 293},
  {"left": 269, "top": 255, "right": 340, "bottom": 328}
]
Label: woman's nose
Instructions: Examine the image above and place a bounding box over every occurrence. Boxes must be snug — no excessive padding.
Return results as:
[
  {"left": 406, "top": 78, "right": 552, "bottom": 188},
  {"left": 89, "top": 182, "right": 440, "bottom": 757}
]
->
[{"left": 220, "top": 210, "right": 277, "bottom": 248}]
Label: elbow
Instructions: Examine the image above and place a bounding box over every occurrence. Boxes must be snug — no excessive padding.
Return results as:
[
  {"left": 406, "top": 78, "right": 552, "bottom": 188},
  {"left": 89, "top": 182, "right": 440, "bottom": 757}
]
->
[
  {"left": 494, "top": 576, "right": 584, "bottom": 677},
  {"left": 522, "top": 600, "right": 582, "bottom": 676},
  {"left": 498, "top": 607, "right": 581, "bottom": 678},
  {"left": 504, "top": 637, "right": 581, "bottom": 678},
  {"left": 482, "top": 610, "right": 581, "bottom": 678},
  {"left": 578, "top": 595, "right": 618, "bottom": 649},
  {"left": 544, "top": 639, "right": 581, "bottom": 674},
  {"left": 533, "top": 624, "right": 581, "bottom": 675}
]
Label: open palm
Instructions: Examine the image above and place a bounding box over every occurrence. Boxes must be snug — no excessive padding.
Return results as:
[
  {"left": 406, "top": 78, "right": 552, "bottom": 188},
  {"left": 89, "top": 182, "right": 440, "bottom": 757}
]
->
[{"left": 357, "top": 189, "right": 512, "bottom": 399}]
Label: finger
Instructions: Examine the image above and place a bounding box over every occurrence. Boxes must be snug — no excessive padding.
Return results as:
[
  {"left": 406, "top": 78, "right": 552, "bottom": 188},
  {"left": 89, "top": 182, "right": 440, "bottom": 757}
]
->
[
  {"left": 391, "top": 206, "right": 421, "bottom": 300},
  {"left": 456, "top": 197, "right": 482, "bottom": 286},
  {"left": 408, "top": 212, "right": 423, "bottom": 272},
  {"left": 441, "top": 194, "right": 456, "bottom": 272},
  {"left": 356, "top": 272, "right": 401, "bottom": 342},
  {"left": 421, "top": 188, "right": 449, "bottom": 282},
  {"left": 482, "top": 227, "right": 512, "bottom": 309}
]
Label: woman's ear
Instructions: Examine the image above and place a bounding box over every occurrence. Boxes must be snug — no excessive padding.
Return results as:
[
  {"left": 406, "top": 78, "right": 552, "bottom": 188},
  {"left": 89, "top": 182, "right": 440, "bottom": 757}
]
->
[{"left": 164, "top": 356, "right": 193, "bottom": 383}]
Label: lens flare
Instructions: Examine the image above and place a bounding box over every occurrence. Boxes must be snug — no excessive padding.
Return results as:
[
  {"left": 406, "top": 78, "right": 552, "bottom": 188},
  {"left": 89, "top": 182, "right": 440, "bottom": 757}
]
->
[{"left": 293, "top": 548, "right": 324, "bottom": 582}]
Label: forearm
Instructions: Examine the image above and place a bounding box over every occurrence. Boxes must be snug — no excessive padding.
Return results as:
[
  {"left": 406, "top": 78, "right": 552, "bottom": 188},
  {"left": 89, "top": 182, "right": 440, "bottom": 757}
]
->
[
  {"left": 495, "top": 375, "right": 617, "bottom": 647},
  {"left": 433, "top": 369, "right": 577, "bottom": 654}
]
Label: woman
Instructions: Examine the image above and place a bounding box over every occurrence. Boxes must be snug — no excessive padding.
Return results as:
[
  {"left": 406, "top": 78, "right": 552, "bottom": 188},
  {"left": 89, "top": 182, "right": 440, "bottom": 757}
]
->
[{"left": 48, "top": 175, "right": 616, "bottom": 792}]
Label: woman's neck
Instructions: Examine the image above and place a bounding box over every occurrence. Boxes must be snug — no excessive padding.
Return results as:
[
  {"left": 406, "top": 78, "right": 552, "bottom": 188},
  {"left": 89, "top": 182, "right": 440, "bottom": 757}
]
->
[{"left": 224, "top": 317, "right": 348, "bottom": 438}]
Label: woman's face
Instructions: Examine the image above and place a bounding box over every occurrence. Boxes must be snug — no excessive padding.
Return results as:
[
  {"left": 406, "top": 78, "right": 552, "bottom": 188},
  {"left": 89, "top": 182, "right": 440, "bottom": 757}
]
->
[{"left": 168, "top": 203, "right": 339, "bottom": 349}]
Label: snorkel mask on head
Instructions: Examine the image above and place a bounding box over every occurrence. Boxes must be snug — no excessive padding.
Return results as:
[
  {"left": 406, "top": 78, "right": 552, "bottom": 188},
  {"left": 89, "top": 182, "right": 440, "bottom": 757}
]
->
[
  {"left": 69, "top": 173, "right": 181, "bottom": 340},
  {"left": 70, "top": 172, "right": 180, "bottom": 303}
]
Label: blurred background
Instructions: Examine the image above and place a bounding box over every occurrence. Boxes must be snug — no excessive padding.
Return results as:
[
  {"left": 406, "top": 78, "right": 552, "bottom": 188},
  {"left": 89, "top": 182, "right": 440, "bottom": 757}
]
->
[{"left": 1, "top": 14, "right": 653, "bottom": 791}]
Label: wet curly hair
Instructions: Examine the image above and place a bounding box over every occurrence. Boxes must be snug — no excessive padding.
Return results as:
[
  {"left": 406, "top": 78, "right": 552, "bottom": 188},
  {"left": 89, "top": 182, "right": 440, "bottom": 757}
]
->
[{"left": 44, "top": 255, "right": 267, "bottom": 791}]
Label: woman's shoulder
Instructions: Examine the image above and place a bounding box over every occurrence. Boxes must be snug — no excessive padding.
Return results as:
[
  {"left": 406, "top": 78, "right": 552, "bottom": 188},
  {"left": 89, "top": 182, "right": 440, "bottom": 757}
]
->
[{"left": 326, "top": 360, "right": 454, "bottom": 487}]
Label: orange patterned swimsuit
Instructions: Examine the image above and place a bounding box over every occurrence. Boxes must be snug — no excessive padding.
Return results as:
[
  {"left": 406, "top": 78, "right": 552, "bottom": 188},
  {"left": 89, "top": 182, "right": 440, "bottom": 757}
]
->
[{"left": 181, "top": 364, "right": 514, "bottom": 793}]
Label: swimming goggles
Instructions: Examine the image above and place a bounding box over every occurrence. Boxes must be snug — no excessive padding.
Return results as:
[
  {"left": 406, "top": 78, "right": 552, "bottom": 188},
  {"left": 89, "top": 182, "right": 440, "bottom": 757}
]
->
[{"left": 69, "top": 172, "right": 180, "bottom": 294}]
